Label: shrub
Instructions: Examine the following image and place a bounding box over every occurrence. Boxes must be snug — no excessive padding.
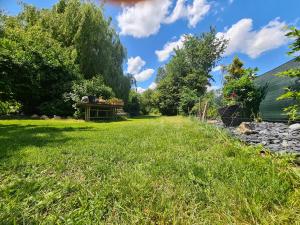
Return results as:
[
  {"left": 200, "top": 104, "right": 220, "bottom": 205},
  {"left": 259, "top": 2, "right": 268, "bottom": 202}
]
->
[
  {"left": 66, "top": 76, "right": 114, "bottom": 102},
  {"left": 38, "top": 100, "right": 73, "bottom": 116},
  {"left": 191, "top": 91, "right": 221, "bottom": 119},
  {"left": 65, "top": 76, "right": 115, "bottom": 117},
  {"left": 0, "top": 100, "right": 21, "bottom": 115},
  {"left": 124, "top": 90, "right": 141, "bottom": 116},
  {"left": 222, "top": 58, "right": 266, "bottom": 118}
]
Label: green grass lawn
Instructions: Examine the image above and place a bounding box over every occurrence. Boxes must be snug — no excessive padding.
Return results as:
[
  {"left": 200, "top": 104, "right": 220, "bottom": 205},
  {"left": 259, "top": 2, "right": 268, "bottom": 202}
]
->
[{"left": 0, "top": 116, "right": 299, "bottom": 224}]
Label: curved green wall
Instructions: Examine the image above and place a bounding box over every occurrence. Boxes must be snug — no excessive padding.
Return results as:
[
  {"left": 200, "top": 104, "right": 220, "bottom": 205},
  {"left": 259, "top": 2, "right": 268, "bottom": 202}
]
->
[{"left": 255, "top": 60, "right": 300, "bottom": 122}]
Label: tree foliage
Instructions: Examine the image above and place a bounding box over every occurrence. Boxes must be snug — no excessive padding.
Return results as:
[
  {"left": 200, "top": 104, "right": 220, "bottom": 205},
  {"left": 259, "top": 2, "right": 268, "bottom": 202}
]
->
[
  {"left": 140, "top": 89, "right": 159, "bottom": 115},
  {"left": 0, "top": 0, "right": 130, "bottom": 116},
  {"left": 156, "top": 29, "right": 227, "bottom": 115},
  {"left": 124, "top": 90, "right": 141, "bottom": 116}
]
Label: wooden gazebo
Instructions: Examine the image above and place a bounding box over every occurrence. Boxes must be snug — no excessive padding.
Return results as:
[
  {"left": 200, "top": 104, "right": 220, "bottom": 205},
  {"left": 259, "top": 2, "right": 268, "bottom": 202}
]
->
[{"left": 77, "top": 102, "right": 126, "bottom": 121}]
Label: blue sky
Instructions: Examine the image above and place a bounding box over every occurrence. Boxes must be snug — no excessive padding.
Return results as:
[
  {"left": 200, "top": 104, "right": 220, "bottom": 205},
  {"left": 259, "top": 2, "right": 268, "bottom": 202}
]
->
[{"left": 1, "top": 0, "right": 300, "bottom": 92}]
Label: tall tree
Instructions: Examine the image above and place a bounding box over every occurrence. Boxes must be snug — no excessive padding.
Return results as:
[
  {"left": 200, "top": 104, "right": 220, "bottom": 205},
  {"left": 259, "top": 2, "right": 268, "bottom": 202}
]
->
[
  {"left": 43, "top": 0, "right": 130, "bottom": 99},
  {"left": 0, "top": 0, "right": 130, "bottom": 115},
  {"left": 157, "top": 29, "right": 227, "bottom": 115}
]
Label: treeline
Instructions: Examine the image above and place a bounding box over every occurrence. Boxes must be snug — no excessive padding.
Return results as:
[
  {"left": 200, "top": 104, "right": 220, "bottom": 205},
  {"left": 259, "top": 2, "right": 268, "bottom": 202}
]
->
[
  {"left": 136, "top": 29, "right": 227, "bottom": 116},
  {"left": 0, "top": 0, "right": 130, "bottom": 116}
]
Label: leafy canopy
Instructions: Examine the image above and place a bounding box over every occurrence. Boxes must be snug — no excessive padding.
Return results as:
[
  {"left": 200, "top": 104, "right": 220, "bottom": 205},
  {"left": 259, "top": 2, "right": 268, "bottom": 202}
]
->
[
  {"left": 0, "top": 0, "right": 130, "bottom": 116},
  {"left": 157, "top": 28, "right": 227, "bottom": 115}
]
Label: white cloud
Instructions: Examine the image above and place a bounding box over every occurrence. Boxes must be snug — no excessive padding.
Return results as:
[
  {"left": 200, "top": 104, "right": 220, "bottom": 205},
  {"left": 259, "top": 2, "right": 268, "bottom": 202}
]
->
[
  {"left": 134, "top": 69, "right": 155, "bottom": 82},
  {"left": 149, "top": 82, "right": 157, "bottom": 90},
  {"left": 117, "top": 0, "right": 211, "bottom": 38},
  {"left": 155, "top": 35, "right": 187, "bottom": 62},
  {"left": 137, "top": 87, "right": 146, "bottom": 93},
  {"left": 127, "top": 56, "right": 145, "bottom": 74},
  {"left": 217, "top": 18, "right": 289, "bottom": 58},
  {"left": 117, "top": 0, "right": 171, "bottom": 38},
  {"left": 164, "top": 0, "right": 186, "bottom": 24},
  {"left": 212, "top": 65, "right": 222, "bottom": 72},
  {"left": 207, "top": 85, "right": 221, "bottom": 91},
  {"left": 126, "top": 56, "right": 154, "bottom": 82},
  {"left": 187, "top": 0, "right": 211, "bottom": 27}
]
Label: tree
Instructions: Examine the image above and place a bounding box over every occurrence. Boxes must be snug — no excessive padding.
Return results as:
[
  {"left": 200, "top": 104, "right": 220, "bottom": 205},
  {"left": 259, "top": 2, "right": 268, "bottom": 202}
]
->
[
  {"left": 223, "top": 56, "right": 245, "bottom": 80},
  {"left": 277, "top": 27, "right": 300, "bottom": 121},
  {"left": 0, "top": 16, "right": 81, "bottom": 115},
  {"left": 140, "top": 89, "right": 159, "bottom": 115},
  {"left": 157, "top": 28, "right": 227, "bottom": 115},
  {"left": 124, "top": 90, "right": 141, "bottom": 116},
  {"left": 44, "top": 0, "right": 130, "bottom": 99},
  {"left": 155, "top": 67, "right": 167, "bottom": 83},
  {"left": 179, "top": 88, "right": 198, "bottom": 115},
  {"left": 0, "top": 0, "right": 130, "bottom": 115}
]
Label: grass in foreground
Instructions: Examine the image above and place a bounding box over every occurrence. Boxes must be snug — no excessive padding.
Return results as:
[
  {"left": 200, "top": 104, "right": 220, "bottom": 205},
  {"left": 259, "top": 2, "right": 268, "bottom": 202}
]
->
[{"left": 0, "top": 116, "right": 299, "bottom": 224}]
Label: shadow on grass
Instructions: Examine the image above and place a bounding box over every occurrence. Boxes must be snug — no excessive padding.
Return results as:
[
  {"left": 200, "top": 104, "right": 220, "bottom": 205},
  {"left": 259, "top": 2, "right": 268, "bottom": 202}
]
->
[
  {"left": 0, "top": 124, "right": 94, "bottom": 160},
  {"left": 127, "top": 115, "right": 160, "bottom": 120},
  {"left": 86, "top": 115, "right": 160, "bottom": 123}
]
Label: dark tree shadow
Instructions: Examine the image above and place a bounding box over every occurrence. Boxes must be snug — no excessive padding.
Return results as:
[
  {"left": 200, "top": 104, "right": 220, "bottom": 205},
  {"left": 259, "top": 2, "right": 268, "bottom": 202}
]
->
[
  {"left": 0, "top": 124, "right": 95, "bottom": 160},
  {"left": 127, "top": 115, "right": 160, "bottom": 120}
]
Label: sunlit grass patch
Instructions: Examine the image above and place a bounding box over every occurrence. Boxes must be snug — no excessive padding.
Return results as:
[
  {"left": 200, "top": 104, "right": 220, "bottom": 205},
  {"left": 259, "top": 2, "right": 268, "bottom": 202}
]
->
[{"left": 0, "top": 117, "right": 299, "bottom": 224}]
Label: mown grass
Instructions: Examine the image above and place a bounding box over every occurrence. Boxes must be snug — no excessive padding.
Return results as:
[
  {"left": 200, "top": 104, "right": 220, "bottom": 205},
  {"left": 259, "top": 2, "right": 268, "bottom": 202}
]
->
[{"left": 0, "top": 116, "right": 299, "bottom": 224}]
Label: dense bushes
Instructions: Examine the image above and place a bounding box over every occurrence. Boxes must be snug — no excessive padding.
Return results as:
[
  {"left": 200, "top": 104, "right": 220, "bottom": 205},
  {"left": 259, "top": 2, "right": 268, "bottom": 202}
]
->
[
  {"left": 222, "top": 57, "right": 266, "bottom": 118},
  {"left": 140, "top": 89, "right": 159, "bottom": 115},
  {"left": 67, "top": 77, "right": 115, "bottom": 105},
  {"left": 0, "top": 0, "right": 130, "bottom": 116},
  {"left": 0, "top": 21, "right": 81, "bottom": 115}
]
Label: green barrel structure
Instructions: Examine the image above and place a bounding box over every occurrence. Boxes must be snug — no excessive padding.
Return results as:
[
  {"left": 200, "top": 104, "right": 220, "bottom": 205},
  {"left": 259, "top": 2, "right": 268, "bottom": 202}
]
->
[{"left": 255, "top": 60, "right": 300, "bottom": 122}]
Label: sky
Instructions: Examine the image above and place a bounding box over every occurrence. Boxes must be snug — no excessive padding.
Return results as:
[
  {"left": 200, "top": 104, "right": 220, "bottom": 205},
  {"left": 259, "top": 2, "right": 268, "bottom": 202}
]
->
[{"left": 1, "top": 0, "right": 300, "bottom": 93}]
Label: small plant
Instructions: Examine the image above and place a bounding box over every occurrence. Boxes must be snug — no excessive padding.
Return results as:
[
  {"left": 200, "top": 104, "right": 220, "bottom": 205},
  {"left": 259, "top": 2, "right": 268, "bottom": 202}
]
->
[
  {"left": 107, "top": 98, "right": 124, "bottom": 105},
  {"left": 276, "top": 27, "right": 300, "bottom": 122},
  {"left": 191, "top": 91, "right": 221, "bottom": 119}
]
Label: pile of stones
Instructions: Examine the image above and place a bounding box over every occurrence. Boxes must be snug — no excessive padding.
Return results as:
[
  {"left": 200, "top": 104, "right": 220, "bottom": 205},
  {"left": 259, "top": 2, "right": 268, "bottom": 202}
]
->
[{"left": 225, "top": 122, "right": 300, "bottom": 153}]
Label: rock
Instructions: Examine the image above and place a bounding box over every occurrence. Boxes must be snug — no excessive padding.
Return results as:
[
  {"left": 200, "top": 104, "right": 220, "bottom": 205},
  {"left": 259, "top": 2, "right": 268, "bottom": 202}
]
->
[
  {"left": 236, "top": 122, "right": 258, "bottom": 135},
  {"left": 207, "top": 120, "right": 219, "bottom": 124},
  {"left": 221, "top": 121, "right": 300, "bottom": 153},
  {"left": 81, "top": 96, "right": 89, "bottom": 103},
  {"left": 259, "top": 129, "right": 269, "bottom": 135},
  {"left": 272, "top": 140, "right": 281, "bottom": 144},
  {"left": 289, "top": 123, "right": 300, "bottom": 132},
  {"left": 53, "top": 115, "right": 62, "bottom": 119},
  {"left": 31, "top": 114, "right": 39, "bottom": 119},
  {"left": 261, "top": 141, "right": 268, "bottom": 145},
  {"left": 282, "top": 140, "right": 289, "bottom": 148},
  {"left": 40, "top": 115, "right": 49, "bottom": 120}
]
